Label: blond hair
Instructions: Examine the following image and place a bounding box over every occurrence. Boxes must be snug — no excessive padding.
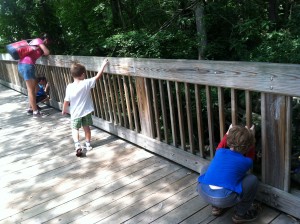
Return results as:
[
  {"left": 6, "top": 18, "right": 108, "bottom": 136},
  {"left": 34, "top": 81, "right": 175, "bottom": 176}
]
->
[{"left": 70, "top": 62, "right": 86, "bottom": 78}]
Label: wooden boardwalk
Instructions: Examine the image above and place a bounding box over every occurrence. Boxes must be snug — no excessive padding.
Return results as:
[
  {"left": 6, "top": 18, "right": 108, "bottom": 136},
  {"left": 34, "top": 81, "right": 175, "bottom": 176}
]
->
[{"left": 0, "top": 84, "right": 298, "bottom": 224}]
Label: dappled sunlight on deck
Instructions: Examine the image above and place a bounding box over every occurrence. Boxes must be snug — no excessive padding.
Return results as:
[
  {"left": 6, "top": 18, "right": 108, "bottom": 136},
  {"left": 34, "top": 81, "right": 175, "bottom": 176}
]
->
[{"left": 0, "top": 84, "right": 297, "bottom": 223}]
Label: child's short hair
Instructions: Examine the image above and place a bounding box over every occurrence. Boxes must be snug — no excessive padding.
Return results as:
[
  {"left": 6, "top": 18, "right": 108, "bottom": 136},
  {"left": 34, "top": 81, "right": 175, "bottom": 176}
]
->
[
  {"left": 226, "top": 125, "right": 255, "bottom": 154},
  {"left": 70, "top": 62, "right": 86, "bottom": 78}
]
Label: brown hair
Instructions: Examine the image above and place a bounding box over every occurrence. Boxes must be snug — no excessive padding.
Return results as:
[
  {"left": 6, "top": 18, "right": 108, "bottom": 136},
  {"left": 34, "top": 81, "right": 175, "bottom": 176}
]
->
[
  {"left": 70, "top": 62, "right": 86, "bottom": 78},
  {"left": 226, "top": 125, "right": 255, "bottom": 154}
]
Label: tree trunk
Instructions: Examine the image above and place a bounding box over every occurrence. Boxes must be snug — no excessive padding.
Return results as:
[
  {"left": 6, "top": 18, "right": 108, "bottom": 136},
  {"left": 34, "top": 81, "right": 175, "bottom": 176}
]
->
[
  {"left": 194, "top": 1, "right": 207, "bottom": 60},
  {"left": 110, "top": 0, "right": 125, "bottom": 29},
  {"left": 268, "top": 0, "right": 278, "bottom": 23}
]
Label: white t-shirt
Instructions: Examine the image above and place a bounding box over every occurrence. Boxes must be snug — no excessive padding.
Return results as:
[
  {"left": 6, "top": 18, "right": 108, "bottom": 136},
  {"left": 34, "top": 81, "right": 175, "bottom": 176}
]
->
[{"left": 64, "top": 77, "right": 96, "bottom": 119}]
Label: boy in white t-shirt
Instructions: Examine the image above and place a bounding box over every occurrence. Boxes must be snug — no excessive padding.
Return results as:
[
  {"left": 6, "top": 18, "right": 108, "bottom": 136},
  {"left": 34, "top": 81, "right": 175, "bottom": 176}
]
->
[{"left": 62, "top": 59, "right": 109, "bottom": 156}]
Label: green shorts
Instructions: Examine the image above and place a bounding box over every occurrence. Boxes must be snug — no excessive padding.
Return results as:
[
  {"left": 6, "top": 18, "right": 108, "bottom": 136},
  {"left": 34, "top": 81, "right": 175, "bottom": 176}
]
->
[{"left": 71, "top": 113, "right": 93, "bottom": 129}]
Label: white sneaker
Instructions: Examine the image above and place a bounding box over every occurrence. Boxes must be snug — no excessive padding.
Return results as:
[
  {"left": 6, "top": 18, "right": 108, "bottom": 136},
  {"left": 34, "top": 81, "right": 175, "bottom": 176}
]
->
[
  {"left": 85, "top": 143, "right": 93, "bottom": 151},
  {"left": 75, "top": 143, "right": 82, "bottom": 150},
  {"left": 75, "top": 144, "right": 83, "bottom": 157},
  {"left": 32, "top": 111, "right": 48, "bottom": 118}
]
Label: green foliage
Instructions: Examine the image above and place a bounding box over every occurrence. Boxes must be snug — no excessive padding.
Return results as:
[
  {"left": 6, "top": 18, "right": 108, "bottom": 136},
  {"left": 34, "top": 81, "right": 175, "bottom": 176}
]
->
[{"left": 251, "top": 30, "right": 300, "bottom": 63}]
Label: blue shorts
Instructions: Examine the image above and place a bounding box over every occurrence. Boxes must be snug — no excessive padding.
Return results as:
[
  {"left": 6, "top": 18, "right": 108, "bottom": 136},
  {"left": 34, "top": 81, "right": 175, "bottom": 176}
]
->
[{"left": 18, "top": 63, "right": 36, "bottom": 80}]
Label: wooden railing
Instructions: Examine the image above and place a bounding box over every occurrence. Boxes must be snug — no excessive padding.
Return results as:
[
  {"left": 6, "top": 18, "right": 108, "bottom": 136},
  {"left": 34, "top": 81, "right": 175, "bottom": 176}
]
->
[{"left": 0, "top": 54, "right": 300, "bottom": 218}]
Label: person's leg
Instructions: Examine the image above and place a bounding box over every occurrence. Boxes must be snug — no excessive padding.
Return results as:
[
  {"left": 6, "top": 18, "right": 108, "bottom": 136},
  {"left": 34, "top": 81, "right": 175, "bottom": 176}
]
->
[
  {"left": 234, "top": 174, "right": 259, "bottom": 216},
  {"left": 72, "top": 128, "right": 80, "bottom": 144},
  {"left": 71, "top": 117, "right": 82, "bottom": 150},
  {"left": 232, "top": 174, "right": 259, "bottom": 223},
  {"left": 26, "top": 79, "right": 38, "bottom": 111},
  {"left": 82, "top": 126, "right": 91, "bottom": 143},
  {"left": 82, "top": 113, "right": 93, "bottom": 150},
  {"left": 18, "top": 63, "right": 38, "bottom": 112}
]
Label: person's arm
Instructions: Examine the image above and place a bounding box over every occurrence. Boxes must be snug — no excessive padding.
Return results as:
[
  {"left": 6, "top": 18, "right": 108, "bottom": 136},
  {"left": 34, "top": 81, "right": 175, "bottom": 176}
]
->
[
  {"left": 216, "top": 134, "right": 228, "bottom": 150},
  {"left": 246, "top": 146, "right": 255, "bottom": 160},
  {"left": 44, "top": 82, "right": 50, "bottom": 95},
  {"left": 216, "top": 124, "right": 232, "bottom": 150},
  {"left": 62, "top": 101, "right": 70, "bottom": 115},
  {"left": 95, "top": 59, "right": 109, "bottom": 81},
  {"left": 39, "top": 43, "right": 50, "bottom": 56}
]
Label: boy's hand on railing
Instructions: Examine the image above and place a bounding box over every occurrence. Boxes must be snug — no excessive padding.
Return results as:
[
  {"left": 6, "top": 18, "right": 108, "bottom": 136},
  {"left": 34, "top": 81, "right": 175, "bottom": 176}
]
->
[{"left": 102, "top": 58, "right": 109, "bottom": 66}]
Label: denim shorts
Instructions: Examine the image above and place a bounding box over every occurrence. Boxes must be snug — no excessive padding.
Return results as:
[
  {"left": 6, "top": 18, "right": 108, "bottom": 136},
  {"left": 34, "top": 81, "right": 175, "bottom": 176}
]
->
[
  {"left": 18, "top": 63, "right": 35, "bottom": 80},
  {"left": 71, "top": 113, "right": 93, "bottom": 129}
]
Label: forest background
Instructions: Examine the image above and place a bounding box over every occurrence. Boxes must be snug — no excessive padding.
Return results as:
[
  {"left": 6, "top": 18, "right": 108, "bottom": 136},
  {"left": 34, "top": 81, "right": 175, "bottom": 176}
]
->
[{"left": 0, "top": 0, "right": 299, "bottom": 63}]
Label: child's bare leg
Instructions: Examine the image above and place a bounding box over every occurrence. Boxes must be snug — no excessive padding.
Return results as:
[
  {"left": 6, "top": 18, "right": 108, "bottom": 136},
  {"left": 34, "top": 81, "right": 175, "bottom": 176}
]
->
[
  {"left": 72, "top": 128, "right": 81, "bottom": 149},
  {"left": 83, "top": 125, "right": 92, "bottom": 150},
  {"left": 83, "top": 125, "right": 91, "bottom": 142}
]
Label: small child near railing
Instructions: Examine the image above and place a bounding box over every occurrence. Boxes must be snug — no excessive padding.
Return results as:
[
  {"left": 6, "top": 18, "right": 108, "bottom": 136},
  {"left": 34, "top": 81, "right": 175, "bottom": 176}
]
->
[
  {"left": 197, "top": 124, "right": 260, "bottom": 223},
  {"left": 62, "top": 58, "right": 109, "bottom": 157}
]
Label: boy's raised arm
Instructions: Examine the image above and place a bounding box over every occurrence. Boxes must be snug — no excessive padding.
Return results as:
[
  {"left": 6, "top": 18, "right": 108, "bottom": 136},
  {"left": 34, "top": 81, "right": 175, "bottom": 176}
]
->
[{"left": 95, "top": 58, "right": 109, "bottom": 81}]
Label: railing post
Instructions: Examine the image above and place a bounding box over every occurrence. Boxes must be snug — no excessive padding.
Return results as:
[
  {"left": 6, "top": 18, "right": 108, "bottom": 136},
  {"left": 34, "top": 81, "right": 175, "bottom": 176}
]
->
[
  {"left": 261, "top": 93, "right": 292, "bottom": 191},
  {"left": 136, "top": 77, "right": 155, "bottom": 138}
]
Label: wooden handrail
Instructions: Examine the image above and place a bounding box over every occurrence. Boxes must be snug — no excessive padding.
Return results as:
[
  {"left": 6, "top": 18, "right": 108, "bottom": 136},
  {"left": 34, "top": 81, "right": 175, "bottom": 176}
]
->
[{"left": 0, "top": 54, "right": 300, "bottom": 218}]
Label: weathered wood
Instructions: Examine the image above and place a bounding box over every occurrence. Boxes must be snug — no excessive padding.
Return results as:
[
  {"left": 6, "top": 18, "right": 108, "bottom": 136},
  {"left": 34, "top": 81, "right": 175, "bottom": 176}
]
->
[
  {"left": 127, "top": 185, "right": 201, "bottom": 224},
  {"left": 129, "top": 76, "right": 140, "bottom": 132},
  {"left": 71, "top": 167, "right": 190, "bottom": 224},
  {"left": 261, "top": 94, "right": 289, "bottom": 190},
  {"left": 117, "top": 76, "right": 127, "bottom": 126},
  {"left": 218, "top": 87, "right": 225, "bottom": 139},
  {"left": 136, "top": 77, "right": 154, "bottom": 137},
  {"left": 186, "top": 83, "right": 195, "bottom": 153},
  {"left": 151, "top": 79, "right": 161, "bottom": 140},
  {"left": 159, "top": 80, "right": 169, "bottom": 143},
  {"left": 99, "top": 74, "right": 109, "bottom": 120},
  {"left": 123, "top": 76, "right": 133, "bottom": 130},
  {"left": 176, "top": 82, "right": 186, "bottom": 150},
  {"left": 92, "top": 117, "right": 210, "bottom": 173},
  {"left": 29, "top": 55, "right": 300, "bottom": 97},
  {"left": 257, "top": 183, "right": 300, "bottom": 220},
  {"left": 151, "top": 195, "right": 206, "bottom": 224},
  {"left": 103, "top": 73, "right": 113, "bottom": 122},
  {"left": 206, "top": 85, "right": 215, "bottom": 158},
  {"left": 107, "top": 73, "right": 118, "bottom": 123},
  {"left": 94, "top": 74, "right": 105, "bottom": 119},
  {"left": 195, "top": 84, "right": 205, "bottom": 157},
  {"left": 1, "top": 55, "right": 300, "bottom": 220},
  {"left": 167, "top": 81, "right": 177, "bottom": 147},
  {"left": 231, "top": 88, "right": 238, "bottom": 125},
  {"left": 96, "top": 173, "right": 198, "bottom": 223},
  {"left": 112, "top": 75, "right": 122, "bottom": 125},
  {"left": 245, "top": 90, "right": 252, "bottom": 127}
]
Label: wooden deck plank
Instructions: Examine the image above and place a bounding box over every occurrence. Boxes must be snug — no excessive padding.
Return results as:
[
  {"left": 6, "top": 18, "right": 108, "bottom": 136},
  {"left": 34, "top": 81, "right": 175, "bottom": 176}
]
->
[
  {"left": 69, "top": 168, "right": 192, "bottom": 224},
  {"left": 179, "top": 205, "right": 215, "bottom": 224},
  {"left": 18, "top": 157, "right": 170, "bottom": 223},
  {"left": 270, "top": 213, "right": 300, "bottom": 224},
  {"left": 1, "top": 144, "right": 154, "bottom": 213},
  {"left": 124, "top": 184, "right": 204, "bottom": 224},
  {"left": 0, "top": 84, "right": 297, "bottom": 224},
  {"left": 1, "top": 151, "right": 157, "bottom": 222},
  {"left": 45, "top": 164, "right": 183, "bottom": 223},
  {"left": 96, "top": 173, "right": 198, "bottom": 223}
]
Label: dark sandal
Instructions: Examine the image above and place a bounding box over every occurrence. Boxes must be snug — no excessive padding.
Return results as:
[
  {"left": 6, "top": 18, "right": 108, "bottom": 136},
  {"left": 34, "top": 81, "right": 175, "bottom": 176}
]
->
[{"left": 76, "top": 148, "right": 82, "bottom": 157}]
